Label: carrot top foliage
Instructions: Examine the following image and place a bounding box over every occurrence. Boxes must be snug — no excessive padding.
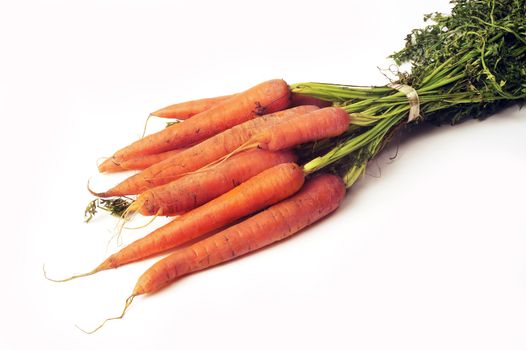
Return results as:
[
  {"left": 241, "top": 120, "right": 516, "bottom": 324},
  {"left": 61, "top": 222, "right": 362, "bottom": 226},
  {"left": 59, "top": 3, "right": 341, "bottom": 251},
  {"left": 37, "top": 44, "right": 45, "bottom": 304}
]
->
[
  {"left": 392, "top": 0, "right": 526, "bottom": 124},
  {"left": 292, "top": 0, "right": 526, "bottom": 184}
]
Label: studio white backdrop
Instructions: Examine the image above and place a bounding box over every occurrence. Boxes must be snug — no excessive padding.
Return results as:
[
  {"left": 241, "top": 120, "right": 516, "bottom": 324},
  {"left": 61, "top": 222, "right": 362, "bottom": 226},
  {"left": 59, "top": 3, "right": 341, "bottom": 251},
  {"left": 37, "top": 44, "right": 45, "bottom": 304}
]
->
[{"left": 1, "top": 1, "right": 525, "bottom": 349}]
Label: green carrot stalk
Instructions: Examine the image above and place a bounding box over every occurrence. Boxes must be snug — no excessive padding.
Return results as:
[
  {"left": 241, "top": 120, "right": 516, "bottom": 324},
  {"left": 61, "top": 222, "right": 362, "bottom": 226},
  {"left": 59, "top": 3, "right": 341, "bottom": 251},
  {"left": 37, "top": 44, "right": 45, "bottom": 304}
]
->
[{"left": 293, "top": 0, "right": 525, "bottom": 181}]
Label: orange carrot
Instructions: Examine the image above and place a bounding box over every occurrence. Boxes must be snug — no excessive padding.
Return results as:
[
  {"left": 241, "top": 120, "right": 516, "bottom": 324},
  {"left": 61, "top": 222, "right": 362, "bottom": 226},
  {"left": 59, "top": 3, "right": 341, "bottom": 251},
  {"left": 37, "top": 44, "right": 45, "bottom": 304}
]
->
[
  {"left": 93, "top": 105, "right": 318, "bottom": 197},
  {"left": 132, "top": 149, "right": 297, "bottom": 216},
  {"left": 150, "top": 95, "right": 235, "bottom": 119},
  {"left": 111, "top": 79, "right": 291, "bottom": 162},
  {"left": 144, "top": 92, "right": 320, "bottom": 141},
  {"left": 98, "top": 148, "right": 187, "bottom": 173},
  {"left": 247, "top": 107, "right": 350, "bottom": 151},
  {"left": 60, "top": 163, "right": 305, "bottom": 282},
  {"left": 84, "top": 174, "right": 345, "bottom": 332},
  {"left": 133, "top": 174, "right": 345, "bottom": 295}
]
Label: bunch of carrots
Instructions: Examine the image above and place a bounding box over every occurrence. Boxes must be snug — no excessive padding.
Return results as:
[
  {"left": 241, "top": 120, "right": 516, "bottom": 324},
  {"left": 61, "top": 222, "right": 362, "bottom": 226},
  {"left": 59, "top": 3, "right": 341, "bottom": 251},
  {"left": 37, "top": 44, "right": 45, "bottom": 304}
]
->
[
  {"left": 50, "top": 80, "right": 351, "bottom": 332},
  {"left": 48, "top": 0, "right": 526, "bottom": 333}
]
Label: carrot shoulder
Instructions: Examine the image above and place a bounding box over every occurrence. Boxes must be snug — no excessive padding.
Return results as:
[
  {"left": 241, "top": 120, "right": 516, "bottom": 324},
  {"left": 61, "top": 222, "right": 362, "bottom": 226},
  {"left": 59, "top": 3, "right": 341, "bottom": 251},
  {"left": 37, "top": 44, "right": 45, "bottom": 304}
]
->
[
  {"left": 112, "top": 79, "right": 291, "bottom": 162},
  {"left": 133, "top": 174, "right": 346, "bottom": 295},
  {"left": 150, "top": 94, "right": 235, "bottom": 119}
]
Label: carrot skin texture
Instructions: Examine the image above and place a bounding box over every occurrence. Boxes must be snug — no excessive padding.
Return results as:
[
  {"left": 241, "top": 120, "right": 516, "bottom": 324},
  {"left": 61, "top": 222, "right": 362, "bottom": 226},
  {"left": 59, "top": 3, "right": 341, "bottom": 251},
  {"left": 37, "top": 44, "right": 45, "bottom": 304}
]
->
[
  {"left": 96, "top": 105, "right": 318, "bottom": 197},
  {"left": 255, "top": 107, "right": 350, "bottom": 151},
  {"left": 113, "top": 79, "right": 291, "bottom": 161},
  {"left": 98, "top": 163, "right": 306, "bottom": 270},
  {"left": 137, "top": 149, "right": 297, "bottom": 216},
  {"left": 133, "top": 174, "right": 346, "bottom": 295},
  {"left": 98, "top": 148, "right": 186, "bottom": 173},
  {"left": 150, "top": 95, "right": 235, "bottom": 119}
]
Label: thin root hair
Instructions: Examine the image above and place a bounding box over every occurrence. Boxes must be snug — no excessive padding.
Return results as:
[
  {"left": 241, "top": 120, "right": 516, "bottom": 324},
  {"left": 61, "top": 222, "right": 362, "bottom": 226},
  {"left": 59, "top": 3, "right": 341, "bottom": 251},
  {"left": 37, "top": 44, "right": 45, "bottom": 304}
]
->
[
  {"left": 42, "top": 264, "right": 99, "bottom": 283},
  {"left": 76, "top": 295, "right": 136, "bottom": 334}
]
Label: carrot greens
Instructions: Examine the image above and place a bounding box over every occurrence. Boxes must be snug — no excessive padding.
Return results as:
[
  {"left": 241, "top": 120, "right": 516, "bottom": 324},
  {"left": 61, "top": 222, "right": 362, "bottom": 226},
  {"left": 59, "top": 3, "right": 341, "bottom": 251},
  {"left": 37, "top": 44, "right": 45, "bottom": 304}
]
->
[{"left": 292, "top": 0, "right": 526, "bottom": 185}]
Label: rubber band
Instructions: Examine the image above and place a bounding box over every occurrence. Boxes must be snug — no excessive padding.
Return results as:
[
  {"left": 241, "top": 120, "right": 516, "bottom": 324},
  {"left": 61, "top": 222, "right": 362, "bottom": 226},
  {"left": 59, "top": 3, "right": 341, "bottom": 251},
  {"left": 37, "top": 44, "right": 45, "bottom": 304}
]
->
[{"left": 387, "top": 82, "right": 420, "bottom": 122}]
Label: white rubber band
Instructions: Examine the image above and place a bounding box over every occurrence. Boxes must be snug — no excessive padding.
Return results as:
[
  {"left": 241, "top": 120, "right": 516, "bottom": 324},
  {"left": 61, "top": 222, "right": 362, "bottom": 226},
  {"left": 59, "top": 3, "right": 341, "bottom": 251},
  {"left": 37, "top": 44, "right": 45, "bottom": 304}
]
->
[{"left": 387, "top": 82, "right": 420, "bottom": 123}]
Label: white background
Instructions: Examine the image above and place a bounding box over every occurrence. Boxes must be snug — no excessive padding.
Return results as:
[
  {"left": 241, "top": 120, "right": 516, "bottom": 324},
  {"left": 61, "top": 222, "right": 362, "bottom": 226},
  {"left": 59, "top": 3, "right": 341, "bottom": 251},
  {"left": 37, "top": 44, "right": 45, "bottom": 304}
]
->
[{"left": 1, "top": 0, "right": 525, "bottom": 349}]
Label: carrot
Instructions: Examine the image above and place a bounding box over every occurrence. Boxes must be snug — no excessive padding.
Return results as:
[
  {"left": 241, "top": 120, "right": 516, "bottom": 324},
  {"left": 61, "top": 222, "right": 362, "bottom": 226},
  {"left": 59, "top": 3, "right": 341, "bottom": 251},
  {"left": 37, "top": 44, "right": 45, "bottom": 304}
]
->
[
  {"left": 150, "top": 91, "right": 324, "bottom": 120},
  {"left": 85, "top": 174, "right": 345, "bottom": 332},
  {"left": 252, "top": 106, "right": 349, "bottom": 151},
  {"left": 98, "top": 148, "right": 187, "bottom": 173},
  {"left": 239, "top": 107, "right": 349, "bottom": 153},
  {"left": 93, "top": 105, "right": 318, "bottom": 197},
  {"left": 150, "top": 94, "right": 235, "bottom": 119},
  {"left": 54, "top": 163, "right": 305, "bottom": 282},
  {"left": 111, "top": 79, "right": 291, "bottom": 162}
]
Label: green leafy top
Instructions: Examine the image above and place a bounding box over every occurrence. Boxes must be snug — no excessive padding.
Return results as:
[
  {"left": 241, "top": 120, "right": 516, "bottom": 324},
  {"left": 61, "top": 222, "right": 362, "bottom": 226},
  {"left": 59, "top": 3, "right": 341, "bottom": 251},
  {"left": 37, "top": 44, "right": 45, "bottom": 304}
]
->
[
  {"left": 392, "top": 0, "right": 526, "bottom": 123},
  {"left": 292, "top": 0, "right": 526, "bottom": 185}
]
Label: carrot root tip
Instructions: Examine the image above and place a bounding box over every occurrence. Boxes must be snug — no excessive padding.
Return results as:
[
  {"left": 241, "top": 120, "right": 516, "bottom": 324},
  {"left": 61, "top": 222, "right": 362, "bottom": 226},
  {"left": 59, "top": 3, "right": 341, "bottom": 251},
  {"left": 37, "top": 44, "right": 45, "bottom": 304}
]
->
[
  {"left": 76, "top": 294, "right": 136, "bottom": 334},
  {"left": 42, "top": 264, "right": 102, "bottom": 283},
  {"left": 86, "top": 178, "right": 109, "bottom": 197},
  {"left": 95, "top": 156, "right": 110, "bottom": 168},
  {"left": 141, "top": 114, "right": 154, "bottom": 139},
  {"left": 97, "top": 157, "right": 122, "bottom": 173}
]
